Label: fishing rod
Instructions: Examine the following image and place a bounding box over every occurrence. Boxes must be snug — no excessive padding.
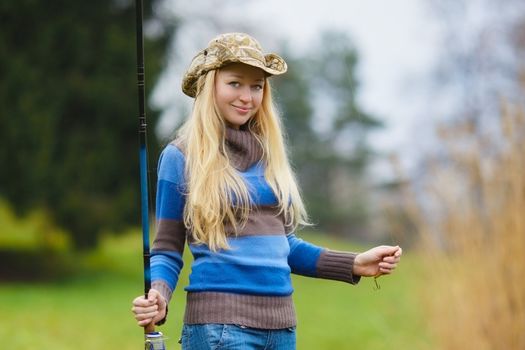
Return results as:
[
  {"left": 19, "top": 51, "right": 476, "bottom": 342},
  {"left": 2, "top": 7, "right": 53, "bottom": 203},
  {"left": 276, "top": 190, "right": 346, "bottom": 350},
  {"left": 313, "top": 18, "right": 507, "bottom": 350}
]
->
[
  {"left": 135, "top": 0, "right": 150, "bottom": 305},
  {"left": 134, "top": 0, "right": 166, "bottom": 348}
]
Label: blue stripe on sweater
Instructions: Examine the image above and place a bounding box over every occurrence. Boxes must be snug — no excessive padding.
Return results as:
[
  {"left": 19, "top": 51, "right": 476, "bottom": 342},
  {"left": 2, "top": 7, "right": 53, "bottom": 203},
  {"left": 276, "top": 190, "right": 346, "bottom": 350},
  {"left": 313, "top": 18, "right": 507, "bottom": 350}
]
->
[
  {"left": 185, "top": 263, "right": 292, "bottom": 296},
  {"left": 156, "top": 145, "right": 187, "bottom": 220},
  {"left": 151, "top": 251, "right": 184, "bottom": 291},
  {"left": 186, "top": 235, "right": 293, "bottom": 296},
  {"left": 155, "top": 145, "right": 277, "bottom": 219},
  {"left": 157, "top": 144, "right": 186, "bottom": 184},
  {"left": 156, "top": 179, "right": 185, "bottom": 220},
  {"left": 287, "top": 234, "right": 323, "bottom": 277},
  {"left": 243, "top": 162, "right": 279, "bottom": 206},
  {"left": 191, "top": 235, "right": 290, "bottom": 267}
]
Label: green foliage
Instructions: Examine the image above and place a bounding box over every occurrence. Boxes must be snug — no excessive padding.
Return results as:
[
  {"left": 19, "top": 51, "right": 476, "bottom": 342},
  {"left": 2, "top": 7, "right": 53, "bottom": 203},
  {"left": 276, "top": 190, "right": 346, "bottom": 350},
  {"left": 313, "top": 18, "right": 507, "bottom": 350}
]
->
[
  {"left": 0, "top": 199, "right": 75, "bottom": 280},
  {"left": 0, "top": 199, "right": 70, "bottom": 251},
  {"left": 0, "top": 0, "right": 169, "bottom": 248},
  {"left": 274, "top": 31, "right": 382, "bottom": 239}
]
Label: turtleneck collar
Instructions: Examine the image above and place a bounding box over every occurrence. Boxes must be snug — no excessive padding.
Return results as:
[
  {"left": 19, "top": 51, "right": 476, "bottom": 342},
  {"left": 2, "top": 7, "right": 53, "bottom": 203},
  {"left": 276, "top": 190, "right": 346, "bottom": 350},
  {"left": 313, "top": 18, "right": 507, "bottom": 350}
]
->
[{"left": 224, "top": 126, "right": 263, "bottom": 171}]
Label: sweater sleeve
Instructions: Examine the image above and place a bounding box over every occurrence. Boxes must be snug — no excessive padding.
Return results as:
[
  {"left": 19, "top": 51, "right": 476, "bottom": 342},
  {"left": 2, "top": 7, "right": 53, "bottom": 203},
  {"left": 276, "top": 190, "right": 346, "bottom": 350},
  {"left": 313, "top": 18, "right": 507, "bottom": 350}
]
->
[
  {"left": 286, "top": 233, "right": 360, "bottom": 285},
  {"left": 150, "top": 144, "right": 187, "bottom": 303}
]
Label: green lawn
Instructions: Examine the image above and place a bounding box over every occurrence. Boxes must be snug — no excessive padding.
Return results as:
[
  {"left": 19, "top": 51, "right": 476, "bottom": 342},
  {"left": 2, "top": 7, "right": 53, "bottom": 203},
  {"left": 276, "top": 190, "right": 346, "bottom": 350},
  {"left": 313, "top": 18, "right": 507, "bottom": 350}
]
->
[{"left": 0, "top": 231, "right": 431, "bottom": 349}]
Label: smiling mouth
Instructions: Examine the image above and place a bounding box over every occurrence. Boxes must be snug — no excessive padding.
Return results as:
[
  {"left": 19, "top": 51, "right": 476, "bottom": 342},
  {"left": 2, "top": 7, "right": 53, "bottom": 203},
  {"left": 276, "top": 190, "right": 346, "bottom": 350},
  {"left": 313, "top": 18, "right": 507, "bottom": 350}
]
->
[{"left": 232, "top": 105, "right": 251, "bottom": 113}]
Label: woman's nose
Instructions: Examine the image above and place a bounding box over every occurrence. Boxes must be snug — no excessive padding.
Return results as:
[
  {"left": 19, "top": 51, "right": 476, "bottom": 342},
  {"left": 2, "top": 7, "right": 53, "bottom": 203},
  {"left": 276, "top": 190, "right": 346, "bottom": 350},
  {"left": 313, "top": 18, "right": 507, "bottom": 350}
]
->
[{"left": 238, "top": 87, "right": 252, "bottom": 103}]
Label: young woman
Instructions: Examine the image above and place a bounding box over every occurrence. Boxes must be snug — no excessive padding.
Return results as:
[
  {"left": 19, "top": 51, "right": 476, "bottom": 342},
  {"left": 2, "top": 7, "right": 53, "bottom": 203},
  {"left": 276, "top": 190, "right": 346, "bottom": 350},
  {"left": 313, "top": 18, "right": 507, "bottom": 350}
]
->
[{"left": 132, "top": 33, "right": 402, "bottom": 350}]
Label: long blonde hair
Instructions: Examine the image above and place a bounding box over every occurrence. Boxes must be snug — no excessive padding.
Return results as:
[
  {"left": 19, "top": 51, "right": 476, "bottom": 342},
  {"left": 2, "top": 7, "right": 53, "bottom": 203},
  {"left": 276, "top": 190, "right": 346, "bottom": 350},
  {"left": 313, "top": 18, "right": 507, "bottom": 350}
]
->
[{"left": 177, "top": 70, "right": 309, "bottom": 251}]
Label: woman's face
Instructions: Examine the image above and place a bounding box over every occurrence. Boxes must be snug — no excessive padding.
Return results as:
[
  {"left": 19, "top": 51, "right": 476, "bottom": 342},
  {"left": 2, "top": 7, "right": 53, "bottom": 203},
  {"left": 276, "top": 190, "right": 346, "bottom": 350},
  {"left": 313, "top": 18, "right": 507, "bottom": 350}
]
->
[{"left": 214, "top": 63, "right": 265, "bottom": 129}]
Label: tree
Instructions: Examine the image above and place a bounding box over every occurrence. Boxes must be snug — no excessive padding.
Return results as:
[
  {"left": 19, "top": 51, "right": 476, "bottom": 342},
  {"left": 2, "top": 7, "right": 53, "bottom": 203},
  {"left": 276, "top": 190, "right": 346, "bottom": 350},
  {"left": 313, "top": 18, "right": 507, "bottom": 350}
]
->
[
  {"left": 273, "top": 31, "right": 382, "bottom": 240},
  {"left": 0, "top": 0, "right": 171, "bottom": 248}
]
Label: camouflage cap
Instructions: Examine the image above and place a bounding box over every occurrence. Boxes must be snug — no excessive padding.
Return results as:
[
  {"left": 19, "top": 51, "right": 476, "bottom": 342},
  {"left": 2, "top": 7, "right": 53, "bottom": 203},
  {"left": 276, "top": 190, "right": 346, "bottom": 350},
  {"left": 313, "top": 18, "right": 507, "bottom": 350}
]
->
[{"left": 182, "top": 33, "right": 287, "bottom": 97}]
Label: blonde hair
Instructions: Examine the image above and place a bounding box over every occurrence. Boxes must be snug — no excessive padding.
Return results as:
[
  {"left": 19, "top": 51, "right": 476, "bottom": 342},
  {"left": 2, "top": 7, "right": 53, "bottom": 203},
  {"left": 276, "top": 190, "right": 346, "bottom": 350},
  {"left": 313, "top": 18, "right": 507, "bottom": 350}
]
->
[{"left": 177, "top": 70, "right": 309, "bottom": 251}]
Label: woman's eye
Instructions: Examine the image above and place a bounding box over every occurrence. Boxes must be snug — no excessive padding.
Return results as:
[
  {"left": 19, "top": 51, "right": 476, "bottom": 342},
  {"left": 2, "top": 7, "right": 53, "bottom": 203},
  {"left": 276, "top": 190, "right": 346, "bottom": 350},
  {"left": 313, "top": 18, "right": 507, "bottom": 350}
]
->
[
  {"left": 228, "top": 82, "right": 240, "bottom": 88},
  {"left": 252, "top": 84, "right": 263, "bottom": 91}
]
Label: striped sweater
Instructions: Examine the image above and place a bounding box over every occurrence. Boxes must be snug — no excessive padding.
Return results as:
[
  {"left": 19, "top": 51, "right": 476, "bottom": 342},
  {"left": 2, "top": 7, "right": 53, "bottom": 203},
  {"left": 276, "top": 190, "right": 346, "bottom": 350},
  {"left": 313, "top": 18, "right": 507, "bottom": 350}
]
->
[{"left": 150, "top": 127, "right": 360, "bottom": 329}]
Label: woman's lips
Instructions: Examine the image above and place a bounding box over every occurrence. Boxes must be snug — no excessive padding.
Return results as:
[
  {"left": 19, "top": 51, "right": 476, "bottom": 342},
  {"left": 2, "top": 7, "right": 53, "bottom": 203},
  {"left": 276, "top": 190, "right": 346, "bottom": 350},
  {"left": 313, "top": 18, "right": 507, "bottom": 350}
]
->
[{"left": 232, "top": 105, "right": 251, "bottom": 115}]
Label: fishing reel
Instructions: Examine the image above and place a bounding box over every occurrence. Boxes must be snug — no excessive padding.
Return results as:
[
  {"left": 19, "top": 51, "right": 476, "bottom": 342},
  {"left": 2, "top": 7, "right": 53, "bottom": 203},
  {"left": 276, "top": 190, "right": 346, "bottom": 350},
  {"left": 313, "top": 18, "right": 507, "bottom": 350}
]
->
[{"left": 145, "top": 331, "right": 166, "bottom": 350}]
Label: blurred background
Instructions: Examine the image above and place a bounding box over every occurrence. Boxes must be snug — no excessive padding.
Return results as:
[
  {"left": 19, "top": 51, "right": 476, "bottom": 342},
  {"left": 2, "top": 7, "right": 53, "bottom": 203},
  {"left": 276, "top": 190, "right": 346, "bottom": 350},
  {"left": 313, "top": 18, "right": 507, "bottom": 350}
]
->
[{"left": 1, "top": 0, "right": 524, "bottom": 349}]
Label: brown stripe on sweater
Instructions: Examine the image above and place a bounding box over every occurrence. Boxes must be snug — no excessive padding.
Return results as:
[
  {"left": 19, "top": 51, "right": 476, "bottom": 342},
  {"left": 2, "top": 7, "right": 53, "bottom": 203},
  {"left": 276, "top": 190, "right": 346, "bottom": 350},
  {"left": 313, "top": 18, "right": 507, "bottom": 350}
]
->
[
  {"left": 316, "top": 250, "right": 361, "bottom": 285},
  {"left": 151, "top": 279, "right": 174, "bottom": 303},
  {"left": 224, "top": 206, "right": 291, "bottom": 237},
  {"left": 152, "top": 218, "right": 187, "bottom": 254},
  {"left": 184, "top": 292, "right": 296, "bottom": 329},
  {"left": 154, "top": 208, "right": 294, "bottom": 248}
]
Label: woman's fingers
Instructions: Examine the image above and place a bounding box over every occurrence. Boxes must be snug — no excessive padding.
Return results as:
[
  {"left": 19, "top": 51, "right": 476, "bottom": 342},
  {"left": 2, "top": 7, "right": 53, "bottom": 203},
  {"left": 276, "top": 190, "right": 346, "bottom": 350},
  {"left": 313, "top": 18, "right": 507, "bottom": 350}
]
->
[
  {"left": 133, "top": 295, "right": 155, "bottom": 307},
  {"left": 137, "top": 316, "right": 155, "bottom": 326},
  {"left": 132, "top": 304, "right": 158, "bottom": 314},
  {"left": 134, "top": 309, "right": 159, "bottom": 321},
  {"left": 379, "top": 261, "right": 397, "bottom": 274},
  {"left": 369, "top": 246, "right": 401, "bottom": 276},
  {"left": 131, "top": 290, "right": 165, "bottom": 327},
  {"left": 133, "top": 308, "right": 159, "bottom": 326},
  {"left": 131, "top": 299, "right": 160, "bottom": 326},
  {"left": 382, "top": 255, "right": 401, "bottom": 264}
]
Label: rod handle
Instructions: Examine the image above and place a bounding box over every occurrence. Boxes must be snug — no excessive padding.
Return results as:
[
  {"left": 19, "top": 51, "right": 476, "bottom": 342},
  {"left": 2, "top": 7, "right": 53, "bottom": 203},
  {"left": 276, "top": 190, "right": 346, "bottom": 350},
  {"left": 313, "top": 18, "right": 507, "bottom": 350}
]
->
[{"left": 145, "top": 322, "right": 155, "bottom": 334}]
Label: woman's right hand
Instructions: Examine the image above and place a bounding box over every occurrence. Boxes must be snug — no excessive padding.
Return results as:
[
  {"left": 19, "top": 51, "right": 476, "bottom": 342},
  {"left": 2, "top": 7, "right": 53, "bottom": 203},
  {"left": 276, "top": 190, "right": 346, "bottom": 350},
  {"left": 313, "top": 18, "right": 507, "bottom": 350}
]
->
[{"left": 131, "top": 288, "right": 167, "bottom": 327}]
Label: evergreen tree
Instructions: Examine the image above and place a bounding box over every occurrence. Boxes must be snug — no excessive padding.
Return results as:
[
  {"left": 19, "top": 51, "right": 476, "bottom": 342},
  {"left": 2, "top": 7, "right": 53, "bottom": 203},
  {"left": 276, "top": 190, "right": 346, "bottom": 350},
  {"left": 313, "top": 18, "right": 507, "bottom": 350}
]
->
[{"left": 0, "top": 0, "right": 171, "bottom": 248}]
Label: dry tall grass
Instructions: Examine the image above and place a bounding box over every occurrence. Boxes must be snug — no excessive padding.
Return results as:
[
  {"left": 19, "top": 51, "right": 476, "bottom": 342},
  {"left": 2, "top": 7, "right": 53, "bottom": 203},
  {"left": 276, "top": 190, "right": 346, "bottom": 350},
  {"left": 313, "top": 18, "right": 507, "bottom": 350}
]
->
[{"left": 397, "top": 100, "right": 525, "bottom": 349}]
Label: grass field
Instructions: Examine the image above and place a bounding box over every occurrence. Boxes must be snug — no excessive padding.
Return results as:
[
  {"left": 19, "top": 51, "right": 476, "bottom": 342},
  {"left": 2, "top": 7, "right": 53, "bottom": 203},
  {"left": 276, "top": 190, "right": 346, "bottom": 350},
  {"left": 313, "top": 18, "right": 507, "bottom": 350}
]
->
[{"left": 0, "top": 230, "right": 430, "bottom": 350}]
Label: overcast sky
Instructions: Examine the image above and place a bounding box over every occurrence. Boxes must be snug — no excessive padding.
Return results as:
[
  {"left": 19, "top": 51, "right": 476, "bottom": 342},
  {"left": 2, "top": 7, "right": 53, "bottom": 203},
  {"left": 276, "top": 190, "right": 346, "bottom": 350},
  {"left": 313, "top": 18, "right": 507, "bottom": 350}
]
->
[
  {"left": 250, "top": 0, "right": 441, "bottom": 155},
  {"left": 152, "top": 0, "right": 442, "bottom": 177}
]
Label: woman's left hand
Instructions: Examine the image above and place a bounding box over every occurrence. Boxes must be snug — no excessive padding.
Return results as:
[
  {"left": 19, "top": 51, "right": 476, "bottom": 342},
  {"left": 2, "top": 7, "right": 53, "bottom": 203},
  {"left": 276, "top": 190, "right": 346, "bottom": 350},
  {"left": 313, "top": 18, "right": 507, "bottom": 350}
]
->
[{"left": 353, "top": 245, "right": 403, "bottom": 277}]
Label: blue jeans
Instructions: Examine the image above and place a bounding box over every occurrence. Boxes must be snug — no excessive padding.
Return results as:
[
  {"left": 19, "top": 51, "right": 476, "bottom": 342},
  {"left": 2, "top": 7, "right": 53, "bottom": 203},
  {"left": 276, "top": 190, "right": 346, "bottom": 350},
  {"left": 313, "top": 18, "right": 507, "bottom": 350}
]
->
[{"left": 180, "top": 324, "right": 296, "bottom": 350}]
